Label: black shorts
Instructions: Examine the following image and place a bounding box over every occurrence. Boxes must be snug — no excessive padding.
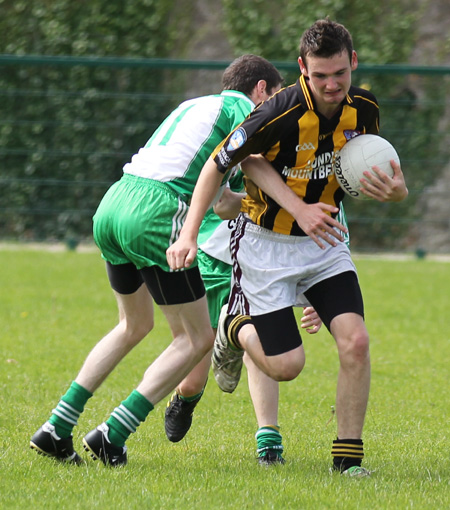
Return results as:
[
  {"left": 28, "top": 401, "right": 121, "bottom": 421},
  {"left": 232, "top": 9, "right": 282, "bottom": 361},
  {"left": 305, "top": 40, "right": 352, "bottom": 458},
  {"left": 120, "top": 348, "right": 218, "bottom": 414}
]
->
[
  {"left": 251, "top": 271, "right": 364, "bottom": 356},
  {"left": 251, "top": 306, "right": 302, "bottom": 356},
  {"left": 106, "top": 261, "right": 205, "bottom": 305},
  {"left": 304, "top": 270, "right": 364, "bottom": 330}
]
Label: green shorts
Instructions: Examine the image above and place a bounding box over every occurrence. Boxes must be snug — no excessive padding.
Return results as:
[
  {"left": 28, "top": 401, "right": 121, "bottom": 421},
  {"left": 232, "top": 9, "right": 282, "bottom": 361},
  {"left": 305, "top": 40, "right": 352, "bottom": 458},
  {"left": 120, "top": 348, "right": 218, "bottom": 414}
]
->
[
  {"left": 93, "top": 173, "right": 195, "bottom": 271},
  {"left": 197, "top": 248, "right": 232, "bottom": 328}
]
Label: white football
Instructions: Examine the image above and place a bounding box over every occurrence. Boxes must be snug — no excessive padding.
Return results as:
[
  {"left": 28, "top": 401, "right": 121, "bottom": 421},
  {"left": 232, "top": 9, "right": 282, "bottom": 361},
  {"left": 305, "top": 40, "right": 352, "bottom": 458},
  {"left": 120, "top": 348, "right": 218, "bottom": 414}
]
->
[{"left": 334, "top": 134, "right": 400, "bottom": 200}]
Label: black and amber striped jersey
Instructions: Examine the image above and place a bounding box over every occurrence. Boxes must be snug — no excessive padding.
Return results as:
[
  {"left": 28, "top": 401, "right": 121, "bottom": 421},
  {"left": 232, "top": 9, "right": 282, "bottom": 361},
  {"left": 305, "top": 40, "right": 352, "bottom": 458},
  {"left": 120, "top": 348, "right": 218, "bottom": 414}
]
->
[{"left": 212, "top": 74, "right": 380, "bottom": 236}]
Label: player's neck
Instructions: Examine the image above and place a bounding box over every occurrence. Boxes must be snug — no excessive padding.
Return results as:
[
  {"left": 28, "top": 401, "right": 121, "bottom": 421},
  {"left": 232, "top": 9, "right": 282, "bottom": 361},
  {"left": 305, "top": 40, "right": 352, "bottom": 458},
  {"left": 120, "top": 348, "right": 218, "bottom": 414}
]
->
[{"left": 315, "top": 101, "right": 343, "bottom": 120}]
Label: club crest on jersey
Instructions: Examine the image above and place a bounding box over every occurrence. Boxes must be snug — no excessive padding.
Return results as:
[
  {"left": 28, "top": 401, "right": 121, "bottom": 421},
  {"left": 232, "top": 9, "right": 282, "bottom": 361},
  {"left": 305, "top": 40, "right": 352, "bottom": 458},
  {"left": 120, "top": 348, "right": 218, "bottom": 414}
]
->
[
  {"left": 343, "top": 130, "right": 361, "bottom": 141},
  {"left": 227, "top": 127, "right": 247, "bottom": 151}
]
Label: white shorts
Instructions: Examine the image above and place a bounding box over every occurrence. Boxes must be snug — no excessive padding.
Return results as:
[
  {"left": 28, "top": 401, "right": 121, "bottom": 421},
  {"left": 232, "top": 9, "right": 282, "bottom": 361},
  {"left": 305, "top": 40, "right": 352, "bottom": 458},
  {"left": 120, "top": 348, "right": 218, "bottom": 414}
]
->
[{"left": 228, "top": 214, "right": 357, "bottom": 316}]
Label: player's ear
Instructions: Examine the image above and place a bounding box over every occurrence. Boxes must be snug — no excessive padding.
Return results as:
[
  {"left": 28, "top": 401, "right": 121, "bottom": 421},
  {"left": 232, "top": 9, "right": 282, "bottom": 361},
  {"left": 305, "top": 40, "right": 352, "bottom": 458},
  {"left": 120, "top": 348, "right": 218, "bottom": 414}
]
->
[
  {"left": 250, "top": 80, "right": 268, "bottom": 104},
  {"left": 258, "top": 79, "right": 267, "bottom": 96},
  {"left": 351, "top": 51, "right": 358, "bottom": 71},
  {"left": 298, "top": 57, "right": 308, "bottom": 76}
]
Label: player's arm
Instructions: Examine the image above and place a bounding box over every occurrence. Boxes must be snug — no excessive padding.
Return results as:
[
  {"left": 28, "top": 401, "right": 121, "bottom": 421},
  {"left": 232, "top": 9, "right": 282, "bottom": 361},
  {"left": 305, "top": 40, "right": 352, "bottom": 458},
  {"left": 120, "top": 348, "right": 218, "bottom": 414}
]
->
[
  {"left": 166, "top": 157, "right": 224, "bottom": 270},
  {"left": 213, "top": 186, "right": 246, "bottom": 220},
  {"left": 241, "top": 154, "right": 347, "bottom": 249},
  {"left": 359, "top": 159, "right": 408, "bottom": 202},
  {"left": 167, "top": 109, "right": 275, "bottom": 269},
  {"left": 359, "top": 99, "right": 407, "bottom": 202}
]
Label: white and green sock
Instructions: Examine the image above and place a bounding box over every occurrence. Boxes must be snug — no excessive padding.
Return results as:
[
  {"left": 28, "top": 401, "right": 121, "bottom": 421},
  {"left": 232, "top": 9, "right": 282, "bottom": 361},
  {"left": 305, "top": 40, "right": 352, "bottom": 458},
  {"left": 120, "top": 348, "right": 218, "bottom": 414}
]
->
[
  {"left": 48, "top": 381, "right": 93, "bottom": 438},
  {"left": 106, "top": 390, "right": 154, "bottom": 447},
  {"left": 256, "top": 425, "right": 284, "bottom": 458}
]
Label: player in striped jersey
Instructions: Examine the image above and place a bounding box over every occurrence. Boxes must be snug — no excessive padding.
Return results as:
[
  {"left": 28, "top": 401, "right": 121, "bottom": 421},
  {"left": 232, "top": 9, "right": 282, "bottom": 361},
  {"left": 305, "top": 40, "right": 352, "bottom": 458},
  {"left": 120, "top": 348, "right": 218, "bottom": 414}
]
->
[
  {"left": 30, "top": 55, "right": 283, "bottom": 466},
  {"left": 167, "top": 19, "right": 408, "bottom": 476},
  {"left": 166, "top": 166, "right": 337, "bottom": 465}
]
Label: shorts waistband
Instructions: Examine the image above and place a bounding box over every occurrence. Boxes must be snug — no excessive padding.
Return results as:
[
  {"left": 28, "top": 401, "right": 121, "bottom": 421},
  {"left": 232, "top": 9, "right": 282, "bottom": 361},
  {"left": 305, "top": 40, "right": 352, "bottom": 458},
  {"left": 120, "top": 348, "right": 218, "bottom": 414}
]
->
[
  {"left": 121, "top": 173, "right": 186, "bottom": 202},
  {"left": 240, "top": 214, "right": 310, "bottom": 244}
]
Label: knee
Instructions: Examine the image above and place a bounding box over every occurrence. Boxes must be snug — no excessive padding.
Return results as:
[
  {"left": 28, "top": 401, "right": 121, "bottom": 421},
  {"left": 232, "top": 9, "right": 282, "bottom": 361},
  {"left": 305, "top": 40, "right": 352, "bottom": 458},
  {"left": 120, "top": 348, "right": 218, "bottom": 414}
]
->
[
  {"left": 268, "top": 354, "right": 305, "bottom": 382},
  {"left": 176, "top": 329, "right": 214, "bottom": 359},
  {"left": 338, "top": 330, "right": 370, "bottom": 365},
  {"left": 120, "top": 315, "right": 154, "bottom": 346},
  {"left": 350, "top": 330, "right": 370, "bottom": 359}
]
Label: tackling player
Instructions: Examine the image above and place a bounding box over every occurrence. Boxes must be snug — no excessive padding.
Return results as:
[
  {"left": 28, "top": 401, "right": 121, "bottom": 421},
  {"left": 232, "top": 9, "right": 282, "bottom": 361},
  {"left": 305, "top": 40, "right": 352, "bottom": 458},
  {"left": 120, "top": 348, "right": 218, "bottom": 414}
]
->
[{"left": 30, "top": 55, "right": 283, "bottom": 466}]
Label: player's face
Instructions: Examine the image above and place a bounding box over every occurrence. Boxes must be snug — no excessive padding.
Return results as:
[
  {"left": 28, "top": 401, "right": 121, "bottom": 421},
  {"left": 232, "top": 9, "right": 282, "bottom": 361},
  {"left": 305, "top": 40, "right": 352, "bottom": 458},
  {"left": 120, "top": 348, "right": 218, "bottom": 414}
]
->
[{"left": 299, "top": 51, "right": 358, "bottom": 118}]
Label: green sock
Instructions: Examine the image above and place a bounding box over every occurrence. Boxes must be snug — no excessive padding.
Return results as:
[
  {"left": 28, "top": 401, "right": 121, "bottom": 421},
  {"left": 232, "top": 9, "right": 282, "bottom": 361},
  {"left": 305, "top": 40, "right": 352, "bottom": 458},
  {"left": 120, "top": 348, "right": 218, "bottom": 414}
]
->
[
  {"left": 49, "top": 381, "right": 93, "bottom": 438},
  {"left": 255, "top": 425, "right": 284, "bottom": 458},
  {"left": 179, "top": 389, "right": 204, "bottom": 403},
  {"left": 106, "top": 390, "right": 154, "bottom": 447}
]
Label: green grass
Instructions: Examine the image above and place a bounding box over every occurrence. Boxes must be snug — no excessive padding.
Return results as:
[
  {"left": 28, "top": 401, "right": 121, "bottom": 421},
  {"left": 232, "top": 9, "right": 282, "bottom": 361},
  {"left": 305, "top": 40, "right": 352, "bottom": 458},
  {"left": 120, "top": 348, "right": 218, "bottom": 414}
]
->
[{"left": 1, "top": 247, "right": 449, "bottom": 509}]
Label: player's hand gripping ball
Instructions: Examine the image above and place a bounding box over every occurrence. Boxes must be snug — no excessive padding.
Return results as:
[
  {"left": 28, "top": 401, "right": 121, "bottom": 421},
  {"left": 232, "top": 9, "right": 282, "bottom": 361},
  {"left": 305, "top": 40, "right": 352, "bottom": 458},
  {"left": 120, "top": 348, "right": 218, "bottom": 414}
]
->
[{"left": 334, "top": 134, "right": 400, "bottom": 200}]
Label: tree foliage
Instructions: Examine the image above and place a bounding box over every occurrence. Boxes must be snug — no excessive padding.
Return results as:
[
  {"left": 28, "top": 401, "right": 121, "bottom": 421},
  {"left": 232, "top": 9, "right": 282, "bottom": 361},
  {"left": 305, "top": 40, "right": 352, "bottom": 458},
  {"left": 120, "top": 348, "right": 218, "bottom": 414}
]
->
[
  {"left": 0, "top": 0, "right": 193, "bottom": 240},
  {"left": 0, "top": 0, "right": 183, "bottom": 57},
  {"left": 0, "top": 0, "right": 448, "bottom": 250},
  {"left": 222, "top": 0, "right": 419, "bottom": 63}
]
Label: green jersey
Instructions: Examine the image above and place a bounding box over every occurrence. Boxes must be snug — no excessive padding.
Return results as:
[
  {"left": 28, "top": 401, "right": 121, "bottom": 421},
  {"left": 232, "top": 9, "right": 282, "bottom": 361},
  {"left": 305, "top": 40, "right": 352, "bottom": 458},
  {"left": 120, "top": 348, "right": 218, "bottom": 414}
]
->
[
  {"left": 94, "top": 90, "right": 256, "bottom": 272},
  {"left": 123, "top": 90, "right": 255, "bottom": 200}
]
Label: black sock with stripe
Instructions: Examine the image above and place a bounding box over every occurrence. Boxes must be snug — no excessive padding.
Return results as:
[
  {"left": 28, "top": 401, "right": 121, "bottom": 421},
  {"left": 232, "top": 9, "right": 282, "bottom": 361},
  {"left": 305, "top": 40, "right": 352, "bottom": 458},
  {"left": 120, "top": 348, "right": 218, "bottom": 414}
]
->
[
  {"left": 224, "top": 314, "right": 252, "bottom": 350},
  {"left": 331, "top": 438, "right": 364, "bottom": 472}
]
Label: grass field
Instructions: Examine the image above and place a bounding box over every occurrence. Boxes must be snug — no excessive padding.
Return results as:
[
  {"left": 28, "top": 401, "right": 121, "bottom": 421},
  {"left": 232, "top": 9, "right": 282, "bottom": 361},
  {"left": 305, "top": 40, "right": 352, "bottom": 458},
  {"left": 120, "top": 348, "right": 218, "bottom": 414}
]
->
[{"left": 0, "top": 247, "right": 449, "bottom": 509}]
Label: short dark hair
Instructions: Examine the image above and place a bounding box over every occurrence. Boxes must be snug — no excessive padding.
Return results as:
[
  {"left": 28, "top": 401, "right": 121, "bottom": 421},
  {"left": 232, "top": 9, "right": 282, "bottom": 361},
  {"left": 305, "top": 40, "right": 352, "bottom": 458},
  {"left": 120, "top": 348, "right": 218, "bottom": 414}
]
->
[
  {"left": 299, "top": 18, "right": 353, "bottom": 64},
  {"left": 222, "top": 54, "right": 284, "bottom": 95}
]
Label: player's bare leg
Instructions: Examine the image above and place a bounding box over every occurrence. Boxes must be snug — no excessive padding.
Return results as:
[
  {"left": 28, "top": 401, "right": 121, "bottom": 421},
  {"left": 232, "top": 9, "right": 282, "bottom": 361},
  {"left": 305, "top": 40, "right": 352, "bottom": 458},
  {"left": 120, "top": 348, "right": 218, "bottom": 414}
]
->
[
  {"left": 331, "top": 313, "right": 370, "bottom": 438},
  {"left": 136, "top": 297, "right": 214, "bottom": 404},
  {"left": 245, "top": 353, "right": 285, "bottom": 465},
  {"left": 238, "top": 324, "right": 305, "bottom": 382},
  {"left": 175, "top": 348, "right": 212, "bottom": 396},
  {"left": 330, "top": 312, "right": 370, "bottom": 475},
  {"left": 30, "top": 284, "right": 154, "bottom": 464},
  {"left": 82, "top": 296, "right": 214, "bottom": 465},
  {"left": 246, "top": 353, "right": 279, "bottom": 428},
  {"left": 76, "top": 284, "right": 154, "bottom": 393},
  {"left": 244, "top": 306, "right": 321, "bottom": 465},
  {"left": 164, "top": 348, "right": 212, "bottom": 442}
]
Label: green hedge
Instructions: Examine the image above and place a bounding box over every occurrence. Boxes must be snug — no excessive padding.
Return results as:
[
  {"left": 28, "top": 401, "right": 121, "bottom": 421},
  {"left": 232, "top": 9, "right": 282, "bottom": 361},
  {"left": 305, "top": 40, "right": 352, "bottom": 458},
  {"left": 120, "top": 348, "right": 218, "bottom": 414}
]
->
[{"left": 1, "top": 0, "right": 449, "bottom": 251}]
